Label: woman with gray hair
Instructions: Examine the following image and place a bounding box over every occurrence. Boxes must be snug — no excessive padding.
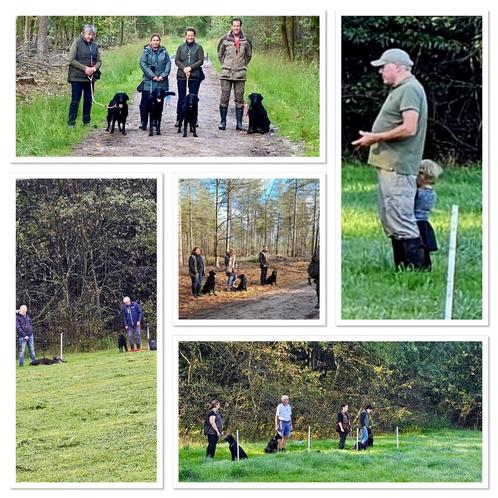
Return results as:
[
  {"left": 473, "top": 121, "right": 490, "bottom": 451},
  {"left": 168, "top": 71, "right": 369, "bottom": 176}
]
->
[{"left": 67, "top": 24, "right": 102, "bottom": 127}]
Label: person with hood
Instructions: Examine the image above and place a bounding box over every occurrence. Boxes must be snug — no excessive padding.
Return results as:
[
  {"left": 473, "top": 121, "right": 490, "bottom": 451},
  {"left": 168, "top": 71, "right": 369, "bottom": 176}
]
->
[
  {"left": 67, "top": 24, "right": 102, "bottom": 127},
  {"left": 122, "top": 297, "right": 143, "bottom": 352},
  {"left": 217, "top": 18, "right": 252, "bottom": 131},
  {"left": 16, "top": 305, "right": 37, "bottom": 367},
  {"left": 174, "top": 27, "right": 205, "bottom": 128},
  {"left": 139, "top": 33, "right": 172, "bottom": 130}
]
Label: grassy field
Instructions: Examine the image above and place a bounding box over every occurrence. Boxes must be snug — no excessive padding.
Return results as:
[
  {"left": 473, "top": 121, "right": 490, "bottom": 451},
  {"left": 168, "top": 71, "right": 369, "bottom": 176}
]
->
[
  {"left": 179, "top": 429, "right": 482, "bottom": 483},
  {"left": 342, "top": 163, "right": 482, "bottom": 320},
  {"left": 16, "top": 349, "right": 157, "bottom": 482}
]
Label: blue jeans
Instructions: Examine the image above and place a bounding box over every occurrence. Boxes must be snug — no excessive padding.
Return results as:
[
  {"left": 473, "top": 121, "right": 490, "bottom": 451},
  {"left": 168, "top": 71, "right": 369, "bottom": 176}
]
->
[
  {"left": 361, "top": 427, "right": 369, "bottom": 445},
  {"left": 68, "top": 81, "right": 94, "bottom": 125},
  {"left": 127, "top": 324, "right": 141, "bottom": 349},
  {"left": 227, "top": 272, "right": 236, "bottom": 289},
  {"left": 18, "top": 336, "right": 36, "bottom": 366},
  {"left": 191, "top": 274, "right": 203, "bottom": 296},
  {"left": 177, "top": 79, "right": 202, "bottom": 120}
]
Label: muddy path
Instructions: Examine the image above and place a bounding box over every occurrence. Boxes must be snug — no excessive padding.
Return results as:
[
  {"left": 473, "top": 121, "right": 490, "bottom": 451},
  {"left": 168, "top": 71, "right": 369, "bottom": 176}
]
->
[
  {"left": 71, "top": 58, "right": 305, "bottom": 158},
  {"left": 182, "top": 281, "right": 319, "bottom": 320}
]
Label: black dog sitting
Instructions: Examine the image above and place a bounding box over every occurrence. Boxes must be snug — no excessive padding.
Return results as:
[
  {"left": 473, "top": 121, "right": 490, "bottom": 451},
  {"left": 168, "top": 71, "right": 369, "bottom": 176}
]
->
[
  {"left": 147, "top": 88, "right": 175, "bottom": 136},
  {"left": 106, "top": 93, "right": 129, "bottom": 135},
  {"left": 202, "top": 270, "right": 217, "bottom": 295},
  {"left": 265, "top": 270, "right": 278, "bottom": 286},
  {"left": 236, "top": 274, "right": 248, "bottom": 291},
  {"left": 247, "top": 93, "right": 270, "bottom": 134},
  {"left": 118, "top": 333, "right": 128, "bottom": 353},
  {"left": 31, "top": 356, "right": 65, "bottom": 366},
  {"left": 178, "top": 93, "right": 199, "bottom": 138},
  {"left": 264, "top": 433, "right": 282, "bottom": 453},
  {"left": 224, "top": 434, "right": 248, "bottom": 461}
]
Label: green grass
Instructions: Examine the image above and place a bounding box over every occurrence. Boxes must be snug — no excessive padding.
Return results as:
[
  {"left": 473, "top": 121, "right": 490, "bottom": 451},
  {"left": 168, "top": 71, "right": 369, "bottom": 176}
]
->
[
  {"left": 204, "top": 39, "right": 320, "bottom": 156},
  {"left": 342, "top": 163, "right": 482, "bottom": 320},
  {"left": 179, "top": 429, "right": 482, "bottom": 482},
  {"left": 16, "top": 349, "right": 157, "bottom": 482}
]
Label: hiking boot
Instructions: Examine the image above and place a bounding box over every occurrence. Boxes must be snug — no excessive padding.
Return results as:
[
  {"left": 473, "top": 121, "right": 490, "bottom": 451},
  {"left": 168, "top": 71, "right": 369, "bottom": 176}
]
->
[
  {"left": 219, "top": 106, "right": 227, "bottom": 130},
  {"left": 235, "top": 107, "right": 245, "bottom": 131}
]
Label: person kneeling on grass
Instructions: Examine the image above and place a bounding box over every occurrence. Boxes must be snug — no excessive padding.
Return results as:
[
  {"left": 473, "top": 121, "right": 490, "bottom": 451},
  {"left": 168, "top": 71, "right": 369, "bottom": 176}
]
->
[
  {"left": 122, "top": 296, "right": 143, "bottom": 352},
  {"left": 275, "top": 394, "right": 293, "bottom": 451}
]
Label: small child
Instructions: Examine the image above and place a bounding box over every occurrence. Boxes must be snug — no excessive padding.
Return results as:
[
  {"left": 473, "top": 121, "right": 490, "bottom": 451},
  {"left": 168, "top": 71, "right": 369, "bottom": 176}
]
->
[{"left": 415, "top": 159, "right": 443, "bottom": 270}]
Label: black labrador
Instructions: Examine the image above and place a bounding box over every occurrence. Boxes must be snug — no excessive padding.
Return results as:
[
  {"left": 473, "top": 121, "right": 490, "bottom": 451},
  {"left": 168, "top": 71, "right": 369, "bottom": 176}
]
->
[
  {"left": 264, "top": 433, "right": 282, "bottom": 453},
  {"left": 147, "top": 88, "right": 175, "bottom": 136},
  {"left": 106, "top": 93, "right": 129, "bottom": 135},
  {"left": 247, "top": 93, "right": 270, "bottom": 134},
  {"left": 31, "top": 356, "right": 65, "bottom": 366},
  {"left": 202, "top": 270, "right": 217, "bottom": 295},
  {"left": 236, "top": 274, "right": 248, "bottom": 291},
  {"left": 224, "top": 434, "right": 248, "bottom": 461},
  {"left": 118, "top": 333, "right": 128, "bottom": 353},
  {"left": 353, "top": 428, "right": 374, "bottom": 450},
  {"left": 178, "top": 93, "right": 199, "bottom": 138},
  {"left": 265, "top": 270, "right": 278, "bottom": 286}
]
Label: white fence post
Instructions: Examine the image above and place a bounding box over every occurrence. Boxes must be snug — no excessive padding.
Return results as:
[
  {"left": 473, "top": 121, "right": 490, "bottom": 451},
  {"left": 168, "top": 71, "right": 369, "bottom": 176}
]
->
[
  {"left": 356, "top": 428, "right": 359, "bottom": 451},
  {"left": 396, "top": 426, "right": 399, "bottom": 450},
  {"left": 444, "top": 205, "right": 459, "bottom": 319},
  {"left": 236, "top": 429, "right": 240, "bottom": 461},
  {"left": 60, "top": 333, "right": 63, "bottom": 360},
  {"left": 308, "top": 425, "right": 311, "bottom": 452}
]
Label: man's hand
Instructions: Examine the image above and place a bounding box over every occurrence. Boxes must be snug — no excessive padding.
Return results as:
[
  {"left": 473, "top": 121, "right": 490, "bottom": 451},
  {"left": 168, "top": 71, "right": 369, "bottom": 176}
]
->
[
  {"left": 137, "top": 321, "right": 141, "bottom": 327},
  {"left": 125, "top": 326, "right": 128, "bottom": 330},
  {"left": 24, "top": 336, "right": 29, "bottom": 340},
  {"left": 157, "top": 76, "right": 164, "bottom": 81},
  {"left": 84, "top": 67, "right": 95, "bottom": 76},
  {"left": 352, "top": 131, "right": 379, "bottom": 148}
]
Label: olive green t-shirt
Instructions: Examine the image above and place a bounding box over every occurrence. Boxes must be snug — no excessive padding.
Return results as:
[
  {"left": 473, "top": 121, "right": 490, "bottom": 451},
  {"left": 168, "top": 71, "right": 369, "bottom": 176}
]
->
[{"left": 368, "top": 75, "right": 428, "bottom": 175}]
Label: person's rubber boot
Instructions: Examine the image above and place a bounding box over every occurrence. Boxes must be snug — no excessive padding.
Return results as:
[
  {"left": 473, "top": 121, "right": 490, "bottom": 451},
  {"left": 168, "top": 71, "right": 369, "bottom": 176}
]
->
[
  {"left": 219, "top": 106, "right": 227, "bottom": 130},
  {"left": 390, "top": 236, "right": 406, "bottom": 271},
  {"left": 402, "top": 237, "right": 425, "bottom": 270},
  {"left": 235, "top": 106, "right": 245, "bottom": 131},
  {"left": 139, "top": 105, "right": 147, "bottom": 130},
  {"left": 175, "top": 118, "right": 180, "bottom": 128}
]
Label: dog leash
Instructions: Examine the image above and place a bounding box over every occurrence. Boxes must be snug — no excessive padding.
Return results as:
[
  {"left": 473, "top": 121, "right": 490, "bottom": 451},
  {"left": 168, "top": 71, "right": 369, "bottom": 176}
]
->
[{"left": 87, "top": 75, "right": 117, "bottom": 109}]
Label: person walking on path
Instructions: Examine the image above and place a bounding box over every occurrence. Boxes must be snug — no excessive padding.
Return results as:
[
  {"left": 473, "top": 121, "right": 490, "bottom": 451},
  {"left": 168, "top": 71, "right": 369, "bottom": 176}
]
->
[
  {"left": 259, "top": 245, "right": 270, "bottom": 286},
  {"left": 217, "top": 18, "right": 252, "bottom": 131},
  {"left": 122, "top": 297, "right": 143, "bottom": 352},
  {"left": 352, "top": 48, "right": 428, "bottom": 269},
  {"left": 16, "top": 305, "right": 37, "bottom": 367}
]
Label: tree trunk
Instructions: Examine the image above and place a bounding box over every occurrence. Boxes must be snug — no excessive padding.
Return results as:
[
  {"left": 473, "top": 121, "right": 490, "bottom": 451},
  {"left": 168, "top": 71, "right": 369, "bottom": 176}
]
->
[
  {"left": 120, "top": 18, "right": 125, "bottom": 46},
  {"left": 214, "top": 179, "right": 220, "bottom": 267},
  {"left": 275, "top": 214, "right": 280, "bottom": 256},
  {"left": 188, "top": 181, "right": 193, "bottom": 254},
  {"left": 280, "top": 17, "right": 291, "bottom": 59},
  {"left": 37, "top": 16, "right": 49, "bottom": 55},
  {"left": 225, "top": 180, "right": 232, "bottom": 253},
  {"left": 291, "top": 179, "right": 298, "bottom": 257},
  {"left": 311, "top": 185, "right": 318, "bottom": 256},
  {"left": 289, "top": 16, "right": 295, "bottom": 60},
  {"left": 24, "top": 16, "right": 32, "bottom": 43}
]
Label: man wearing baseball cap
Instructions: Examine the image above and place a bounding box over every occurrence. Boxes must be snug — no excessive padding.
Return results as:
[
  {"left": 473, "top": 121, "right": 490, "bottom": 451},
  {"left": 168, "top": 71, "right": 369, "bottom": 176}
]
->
[{"left": 352, "top": 48, "right": 427, "bottom": 270}]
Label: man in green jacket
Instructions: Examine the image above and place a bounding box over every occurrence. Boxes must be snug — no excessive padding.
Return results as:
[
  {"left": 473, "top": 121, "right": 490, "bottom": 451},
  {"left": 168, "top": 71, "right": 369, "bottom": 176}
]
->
[
  {"left": 67, "top": 25, "right": 102, "bottom": 127},
  {"left": 217, "top": 18, "right": 252, "bottom": 131}
]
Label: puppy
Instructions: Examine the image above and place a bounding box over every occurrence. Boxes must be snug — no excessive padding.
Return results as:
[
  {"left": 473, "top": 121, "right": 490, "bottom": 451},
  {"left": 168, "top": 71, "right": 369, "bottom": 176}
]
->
[
  {"left": 178, "top": 93, "right": 199, "bottom": 138},
  {"left": 247, "top": 93, "right": 270, "bottom": 134},
  {"left": 265, "top": 270, "right": 278, "bottom": 286},
  {"left": 118, "top": 333, "right": 128, "bottom": 353},
  {"left": 236, "top": 274, "right": 248, "bottom": 291},
  {"left": 224, "top": 434, "right": 248, "bottom": 461},
  {"left": 106, "top": 93, "right": 129, "bottom": 135},
  {"left": 202, "top": 270, "right": 217, "bottom": 295},
  {"left": 264, "top": 433, "right": 282, "bottom": 453},
  {"left": 147, "top": 88, "right": 175, "bottom": 136}
]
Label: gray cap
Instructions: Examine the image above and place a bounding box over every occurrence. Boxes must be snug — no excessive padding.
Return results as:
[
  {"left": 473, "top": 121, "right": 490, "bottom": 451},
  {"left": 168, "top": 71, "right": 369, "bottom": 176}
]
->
[{"left": 371, "top": 48, "right": 413, "bottom": 67}]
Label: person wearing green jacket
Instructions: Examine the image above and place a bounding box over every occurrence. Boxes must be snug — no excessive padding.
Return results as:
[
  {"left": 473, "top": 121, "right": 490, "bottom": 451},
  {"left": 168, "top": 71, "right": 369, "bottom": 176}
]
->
[
  {"left": 138, "top": 33, "right": 172, "bottom": 130},
  {"left": 67, "top": 25, "right": 102, "bottom": 127},
  {"left": 217, "top": 18, "right": 252, "bottom": 131}
]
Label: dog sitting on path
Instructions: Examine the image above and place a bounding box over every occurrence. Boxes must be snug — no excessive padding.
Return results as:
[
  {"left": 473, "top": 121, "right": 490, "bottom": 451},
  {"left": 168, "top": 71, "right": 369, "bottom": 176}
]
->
[
  {"left": 202, "top": 270, "right": 217, "bottom": 295},
  {"left": 236, "top": 274, "right": 248, "bottom": 291},
  {"left": 224, "top": 434, "right": 249, "bottom": 461},
  {"left": 178, "top": 93, "right": 199, "bottom": 138},
  {"left": 247, "top": 93, "right": 271, "bottom": 134},
  {"left": 265, "top": 270, "right": 278, "bottom": 286},
  {"left": 106, "top": 93, "right": 129, "bottom": 135}
]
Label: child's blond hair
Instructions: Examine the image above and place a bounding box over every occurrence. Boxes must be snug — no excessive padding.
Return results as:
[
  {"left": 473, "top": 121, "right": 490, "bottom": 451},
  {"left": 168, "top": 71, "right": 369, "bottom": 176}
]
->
[{"left": 419, "top": 159, "right": 443, "bottom": 184}]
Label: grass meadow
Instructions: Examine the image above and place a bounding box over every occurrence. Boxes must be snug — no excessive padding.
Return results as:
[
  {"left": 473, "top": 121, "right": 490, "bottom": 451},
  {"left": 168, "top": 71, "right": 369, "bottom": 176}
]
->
[
  {"left": 178, "top": 429, "right": 482, "bottom": 483},
  {"left": 16, "top": 349, "right": 157, "bottom": 482},
  {"left": 341, "top": 163, "right": 482, "bottom": 320}
]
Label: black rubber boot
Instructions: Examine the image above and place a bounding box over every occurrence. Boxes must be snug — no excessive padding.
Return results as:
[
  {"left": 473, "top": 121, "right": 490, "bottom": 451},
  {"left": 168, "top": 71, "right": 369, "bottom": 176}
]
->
[
  {"left": 402, "top": 237, "right": 425, "bottom": 270},
  {"left": 139, "top": 105, "right": 147, "bottom": 130},
  {"left": 219, "top": 106, "right": 227, "bottom": 130},
  {"left": 235, "top": 106, "right": 245, "bottom": 131},
  {"left": 390, "top": 236, "right": 406, "bottom": 270}
]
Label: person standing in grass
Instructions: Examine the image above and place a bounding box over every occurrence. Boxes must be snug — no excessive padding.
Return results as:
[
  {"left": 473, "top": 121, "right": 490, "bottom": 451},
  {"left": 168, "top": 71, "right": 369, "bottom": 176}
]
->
[
  {"left": 352, "top": 48, "right": 428, "bottom": 270},
  {"left": 188, "top": 247, "right": 205, "bottom": 298},
  {"left": 67, "top": 25, "right": 102, "bottom": 128},
  {"left": 359, "top": 404, "right": 373, "bottom": 449},
  {"left": 275, "top": 395, "right": 293, "bottom": 452},
  {"left": 122, "top": 296, "right": 143, "bottom": 352},
  {"left": 16, "top": 305, "right": 37, "bottom": 367},
  {"left": 259, "top": 245, "right": 270, "bottom": 286},
  {"left": 217, "top": 18, "right": 252, "bottom": 131},
  {"left": 174, "top": 27, "right": 205, "bottom": 128},
  {"left": 139, "top": 33, "right": 172, "bottom": 130},
  {"left": 224, "top": 249, "right": 238, "bottom": 291},
  {"left": 204, "top": 400, "right": 223, "bottom": 459},
  {"left": 336, "top": 403, "right": 351, "bottom": 449},
  {"left": 415, "top": 159, "right": 443, "bottom": 270}
]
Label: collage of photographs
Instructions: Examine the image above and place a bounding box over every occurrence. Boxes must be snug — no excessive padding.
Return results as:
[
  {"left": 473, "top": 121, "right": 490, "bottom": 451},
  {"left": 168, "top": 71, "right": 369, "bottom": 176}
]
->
[{"left": 2, "top": 2, "right": 495, "bottom": 498}]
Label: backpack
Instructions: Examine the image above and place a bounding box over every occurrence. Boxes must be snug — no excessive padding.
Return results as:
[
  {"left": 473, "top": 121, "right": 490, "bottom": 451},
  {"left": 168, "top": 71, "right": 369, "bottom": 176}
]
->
[{"left": 307, "top": 260, "right": 319, "bottom": 280}]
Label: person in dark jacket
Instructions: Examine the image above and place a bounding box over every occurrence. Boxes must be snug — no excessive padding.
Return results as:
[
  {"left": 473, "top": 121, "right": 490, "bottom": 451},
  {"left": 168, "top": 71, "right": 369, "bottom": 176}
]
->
[
  {"left": 204, "top": 400, "right": 223, "bottom": 459},
  {"left": 258, "top": 245, "right": 270, "bottom": 285},
  {"left": 139, "top": 33, "right": 172, "bottom": 130},
  {"left": 217, "top": 18, "right": 252, "bottom": 131},
  {"left": 67, "top": 25, "right": 102, "bottom": 127},
  {"left": 188, "top": 247, "right": 206, "bottom": 298},
  {"left": 122, "top": 297, "right": 143, "bottom": 352},
  {"left": 174, "top": 27, "right": 205, "bottom": 128},
  {"left": 16, "top": 305, "right": 37, "bottom": 367},
  {"left": 359, "top": 404, "right": 374, "bottom": 448},
  {"left": 336, "top": 403, "right": 350, "bottom": 449}
]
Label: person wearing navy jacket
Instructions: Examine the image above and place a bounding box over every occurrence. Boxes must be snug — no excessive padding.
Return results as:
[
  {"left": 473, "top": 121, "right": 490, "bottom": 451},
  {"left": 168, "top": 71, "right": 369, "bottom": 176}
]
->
[
  {"left": 16, "top": 305, "right": 37, "bottom": 366},
  {"left": 122, "top": 297, "right": 143, "bottom": 352}
]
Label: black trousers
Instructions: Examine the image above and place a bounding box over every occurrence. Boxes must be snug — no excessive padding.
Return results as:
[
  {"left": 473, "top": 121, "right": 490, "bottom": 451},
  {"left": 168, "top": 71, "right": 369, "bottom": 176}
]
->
[
  {"left": 139, "top": 90, "right": 151, "bottom": 128},
  {"left": 206, "top": 434, "right": 219, "bottom": 458},
  {"left": 176, "top": 78, "right": 202, "bottom": 120},
  {"left": 68, "top": 81, "right": 93, "bottom": 125},
  {"left": 260, "top": 266, "right": 268, "bottom": 285},
  {"left": 338, "top": 431, "right": 348, "bottom": 449}
]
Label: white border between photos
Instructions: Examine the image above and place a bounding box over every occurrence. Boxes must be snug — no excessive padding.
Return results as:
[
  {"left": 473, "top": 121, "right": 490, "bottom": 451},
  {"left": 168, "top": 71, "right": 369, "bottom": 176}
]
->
[
  {"left": 334, "top": 10, "right": 489, "bottom": 327},
  {"left": 9, "top": 172, "right": 164, "bottom": 489},
  {"left": 172, "top": 172, "right": 326, "bottom": 327},
  {"left": 10, "top": 9, "right": 326, "bottom": 164},
  {"left": 172, "top": 335, "right": 489, "bottom": 489}
]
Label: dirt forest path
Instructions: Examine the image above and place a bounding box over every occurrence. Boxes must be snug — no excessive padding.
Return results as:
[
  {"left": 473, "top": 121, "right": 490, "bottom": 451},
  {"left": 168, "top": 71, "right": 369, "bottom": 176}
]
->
[
  {"left": 183, "top": 281, "right": 319, "bottom": 320},
  {"left": 71, "top": 58, "right": 305, "bottom": 157}
]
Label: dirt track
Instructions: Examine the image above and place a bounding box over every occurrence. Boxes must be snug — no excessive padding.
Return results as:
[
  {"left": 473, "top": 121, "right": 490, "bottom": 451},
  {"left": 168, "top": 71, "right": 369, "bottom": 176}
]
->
[{"left": 71, "top": 58, "right": 304, "bottom": 158}]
